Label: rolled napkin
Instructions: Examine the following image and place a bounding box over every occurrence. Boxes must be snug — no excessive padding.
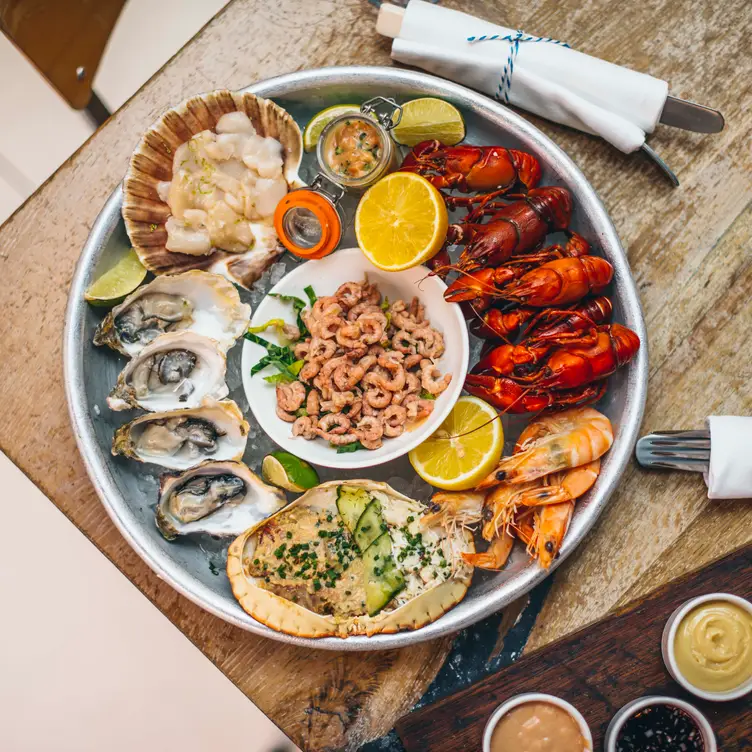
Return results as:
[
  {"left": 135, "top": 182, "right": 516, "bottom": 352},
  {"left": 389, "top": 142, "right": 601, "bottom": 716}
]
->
[
  {"left": 705, "top": 416, "right": 752, "bottom": 499},
  {"left": 386, "top": 0, "right": 669, "bottom": 153}
]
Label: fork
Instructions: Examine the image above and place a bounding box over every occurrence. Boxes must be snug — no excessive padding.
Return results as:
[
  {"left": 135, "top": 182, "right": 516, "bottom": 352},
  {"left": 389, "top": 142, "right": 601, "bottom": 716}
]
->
[{"left": 635, "top": 430, "right": 710, "bottom": 473}]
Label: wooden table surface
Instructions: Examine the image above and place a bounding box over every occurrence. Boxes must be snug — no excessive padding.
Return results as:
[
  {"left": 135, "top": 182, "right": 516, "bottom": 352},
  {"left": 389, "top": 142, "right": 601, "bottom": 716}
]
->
[{"left": 1, "top": 1, "right": 750, "bottom": 750}]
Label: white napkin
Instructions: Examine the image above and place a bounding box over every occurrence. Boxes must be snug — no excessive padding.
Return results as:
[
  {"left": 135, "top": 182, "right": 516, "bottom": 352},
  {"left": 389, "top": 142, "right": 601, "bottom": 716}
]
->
[
  {"left": 705, "top": 416, "right": 752, "bottom": 499},
  {"left": 390, "top": 0, "right": 669, "bottom": 153}
]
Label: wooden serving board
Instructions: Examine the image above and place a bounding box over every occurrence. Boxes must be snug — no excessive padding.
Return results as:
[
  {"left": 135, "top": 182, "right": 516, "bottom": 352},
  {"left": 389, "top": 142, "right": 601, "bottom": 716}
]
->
[{"left": 395, "top": 545, "right": 752, "bottom": 751}]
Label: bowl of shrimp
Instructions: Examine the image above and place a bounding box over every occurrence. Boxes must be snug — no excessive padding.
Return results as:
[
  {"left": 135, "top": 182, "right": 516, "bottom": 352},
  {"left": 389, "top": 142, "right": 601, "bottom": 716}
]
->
[{"left": 241, "top": 247, "right": 469, "bottom": 469}]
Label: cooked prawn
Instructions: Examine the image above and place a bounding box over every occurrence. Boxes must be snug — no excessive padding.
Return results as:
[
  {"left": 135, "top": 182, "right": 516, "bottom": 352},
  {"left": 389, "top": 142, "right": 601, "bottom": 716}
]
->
[
  {"left": 462, "top": 529, "right": 514, "bottom": 570},
  {"left": 477, "top": 407, "right": 613, "bottom": 488}
]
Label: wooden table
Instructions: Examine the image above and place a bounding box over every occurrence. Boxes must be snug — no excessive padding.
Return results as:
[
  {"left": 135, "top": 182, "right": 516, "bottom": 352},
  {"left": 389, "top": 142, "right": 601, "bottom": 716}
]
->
[{"left": 1, "top": 1, "right": 750, "bottom": 750}]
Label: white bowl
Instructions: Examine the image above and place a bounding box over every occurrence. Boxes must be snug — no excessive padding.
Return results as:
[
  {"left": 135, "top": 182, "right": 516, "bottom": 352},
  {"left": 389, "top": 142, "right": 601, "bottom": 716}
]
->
[
  {"left": 241, "top": 247, "right": 469, "bottom": 469},
  {"left": 482, "top": 693, "right": 593, "bottom": 752},
  {"left": 604, "top": 696, "right": 716, "bottom": 752},
  {"left": 661, "top": 592, "right": 752, "bottom": 702}
]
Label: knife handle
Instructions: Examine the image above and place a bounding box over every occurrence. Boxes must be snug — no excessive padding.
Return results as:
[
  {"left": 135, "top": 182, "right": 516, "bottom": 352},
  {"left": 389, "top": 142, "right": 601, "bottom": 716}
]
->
[{"left": 377, "top": 3, "right": 405, "bottom": 38}]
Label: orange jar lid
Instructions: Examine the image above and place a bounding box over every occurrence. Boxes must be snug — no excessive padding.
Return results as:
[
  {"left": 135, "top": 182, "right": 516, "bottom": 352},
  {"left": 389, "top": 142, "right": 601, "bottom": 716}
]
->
[{"left": 274, "top": 188, "right": 342, "bottom": 259}]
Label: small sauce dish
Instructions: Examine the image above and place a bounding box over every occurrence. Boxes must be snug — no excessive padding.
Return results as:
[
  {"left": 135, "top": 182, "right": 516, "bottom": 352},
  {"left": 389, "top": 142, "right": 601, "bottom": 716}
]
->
[
  {"left": 604, "top": 696, "right": 715, "bottom": 752},
  {"left": 662, "top": 592, "right": 752, "bottom": 701},
  {"left": 482, "top": 693, "right": 592, "bottom": 752}
]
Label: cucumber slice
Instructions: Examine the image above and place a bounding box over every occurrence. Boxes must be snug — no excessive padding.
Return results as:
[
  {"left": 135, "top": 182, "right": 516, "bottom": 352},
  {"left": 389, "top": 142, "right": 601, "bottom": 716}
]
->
[
  {"left": 353, "top": 499, "right": 387, "bottom": 553},
  {"left": 363, "top": 532, "right": 406, "bottom": 616},
  {"left": 336, "top": 486, "right": 371, "bottom": 535}
]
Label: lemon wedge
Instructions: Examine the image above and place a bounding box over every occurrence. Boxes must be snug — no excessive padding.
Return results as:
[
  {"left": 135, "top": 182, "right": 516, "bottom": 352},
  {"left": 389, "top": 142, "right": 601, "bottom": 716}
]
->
[
  {"left": 355, "top": 172, "right": 448, "bottom": 271},
  {"left": 84, "top": 249, "right": 147, "bottom": 307},
  {"left": 409, "top": 396, "right": 503, "bottom": 491},
  {"left": 392, "top": 98, "right": 466, "bottom": 147}
]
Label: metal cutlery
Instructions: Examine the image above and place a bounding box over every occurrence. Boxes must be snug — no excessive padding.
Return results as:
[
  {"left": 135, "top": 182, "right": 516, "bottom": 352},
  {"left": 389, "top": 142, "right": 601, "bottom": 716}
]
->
[{"left": 635, "top": 430, "right": 710, "bottom": 473}]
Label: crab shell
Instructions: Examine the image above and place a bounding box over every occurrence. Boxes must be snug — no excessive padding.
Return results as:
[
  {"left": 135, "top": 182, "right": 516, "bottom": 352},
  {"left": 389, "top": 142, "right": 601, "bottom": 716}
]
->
[
  {"left": 122, "top": 90, "right": 303, "bottom": 290},
  {"left": 156, "top": 460, "right": 286, "bottom": 540},
  {"left": 94, "top": 271, "right": 251, "bottom": 357},
  {"left": 111, "top": 398, "right": 249, "bottom": 470},
  {"left": 106, "top": 331, "right": 228, "bottom": 412},
  {"left": 226, "top": 480, "right": 475, "bottom": 639}
]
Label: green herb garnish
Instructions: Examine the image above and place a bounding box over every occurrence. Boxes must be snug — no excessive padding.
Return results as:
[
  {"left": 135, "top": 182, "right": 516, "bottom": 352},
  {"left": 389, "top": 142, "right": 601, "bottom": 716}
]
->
[{"left": 335, "top": 440, "right": 365, "bottom": 454}]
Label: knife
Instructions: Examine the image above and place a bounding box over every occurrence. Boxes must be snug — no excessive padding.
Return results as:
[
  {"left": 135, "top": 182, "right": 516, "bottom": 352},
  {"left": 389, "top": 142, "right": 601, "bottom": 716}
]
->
[
  {"left": 376, "top": 3, "right": 725, "bottom": 135},
  {"left": 659, "top": 96, "right": 724, "bottom": 133}
]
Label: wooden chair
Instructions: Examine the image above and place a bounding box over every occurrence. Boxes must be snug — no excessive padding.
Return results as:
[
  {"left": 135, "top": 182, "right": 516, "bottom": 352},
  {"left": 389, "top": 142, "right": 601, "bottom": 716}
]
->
[{"left": 0, "top": 0, "right": 128, "bottom": 125}]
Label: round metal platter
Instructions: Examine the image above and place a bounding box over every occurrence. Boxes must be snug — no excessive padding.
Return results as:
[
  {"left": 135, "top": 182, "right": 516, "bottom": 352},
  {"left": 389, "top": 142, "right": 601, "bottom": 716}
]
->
[{"left": 64, "top": 67, "right": 647, "bottom": 651}]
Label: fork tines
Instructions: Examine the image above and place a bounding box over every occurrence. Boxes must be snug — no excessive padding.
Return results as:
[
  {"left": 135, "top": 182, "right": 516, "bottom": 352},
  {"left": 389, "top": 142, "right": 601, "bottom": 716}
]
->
[{"left": 635, "top": 430, "right": 710, "bottom": 473}]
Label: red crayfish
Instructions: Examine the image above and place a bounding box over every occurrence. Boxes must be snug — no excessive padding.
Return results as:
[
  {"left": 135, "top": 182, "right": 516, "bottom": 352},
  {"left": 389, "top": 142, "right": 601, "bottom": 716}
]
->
[
  {"left": 464, "top": 323, "right": 640, "bottom": 413},
  {"left": 400, "top": 139, "right": 542, "bottom": 194},
  {"left": 445, "top": 231, "right": 591, "bottom": 311},
  {"left": 438, "top": 186, "right": 574, "bottom": 273},
  {"left": 470, "top": 296, "right": 613, "bottom": 344}
]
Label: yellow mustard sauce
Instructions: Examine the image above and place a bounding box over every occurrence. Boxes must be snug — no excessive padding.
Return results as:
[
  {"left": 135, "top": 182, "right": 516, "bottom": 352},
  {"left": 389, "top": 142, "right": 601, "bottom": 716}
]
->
[
  {"left": 490, "top": 702, "right": 587, "bottom": 752},
  {"left": 674, "top": 599, "right": 752, "bottom": 692},
  {"left": 324, "top": 118, "right": 382, "bottom": 180}
]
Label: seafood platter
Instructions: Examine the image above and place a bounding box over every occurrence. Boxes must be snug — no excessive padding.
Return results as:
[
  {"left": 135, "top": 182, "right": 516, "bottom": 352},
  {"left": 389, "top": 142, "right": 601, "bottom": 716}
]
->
[{"left": 64, "top": 67, "right": 647, "bottom": 649}]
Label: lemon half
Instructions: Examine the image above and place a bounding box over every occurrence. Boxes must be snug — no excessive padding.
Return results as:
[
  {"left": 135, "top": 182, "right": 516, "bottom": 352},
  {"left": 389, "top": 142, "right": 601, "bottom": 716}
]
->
[
  {"left": 409, "top": 396, "right": 503, "bottom": 491},
  {"left": 355, "top": 172, "right": 448, "bottom": 271}
]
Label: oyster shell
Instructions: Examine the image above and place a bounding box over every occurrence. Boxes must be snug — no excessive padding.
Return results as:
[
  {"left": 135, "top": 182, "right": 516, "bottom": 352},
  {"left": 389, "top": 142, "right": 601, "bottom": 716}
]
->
[
  {"left": 107, "top": 331, "right": 228, "bottom": 412},
  {"left": 122, "top": 90, "right": 303, "bottom": 289},
  {"left": 94, "top": 271, "right": 251, "bottom": 357},
  {"left": 156, "top": 460, "right": 286, "bottom": 540},
  {"left": 112, "top": 398, "right": 249, "bottom": 470},
  {"left": 226, "top": 480, "right": 474, "bottom": 639}
]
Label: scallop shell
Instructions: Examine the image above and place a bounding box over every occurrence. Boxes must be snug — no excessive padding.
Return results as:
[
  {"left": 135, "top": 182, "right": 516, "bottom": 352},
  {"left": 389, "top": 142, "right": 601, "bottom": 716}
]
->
[
  {"left": 107, "top": 331, "right": 228, "bottom": 412},
  {"left": 94, "top": 270, "right": 251, "bottom": 357},
  {"left": 226, "top": 480, "right": 474, "bottom": 639},
  {"left": 156, "top": 460, "right": 286, "bottom": 540},
  {"left": 111, "top": 398, "right": 249, "bottom": 470},
  {"left": 122, "top": 90, "right": 303, "bottom": 289}
]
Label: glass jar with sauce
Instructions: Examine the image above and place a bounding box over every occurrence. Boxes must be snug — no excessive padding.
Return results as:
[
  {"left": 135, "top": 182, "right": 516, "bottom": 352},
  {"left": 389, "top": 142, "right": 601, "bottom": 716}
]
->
[
  {"left": 482, "top": 693, "right": 592, "bottom": 752},
  {"left": 316, "top": 97, "right": 402, "bottom": 192},
  {"left": 662, "top": 592, "right": 752, "bottom": 701}
]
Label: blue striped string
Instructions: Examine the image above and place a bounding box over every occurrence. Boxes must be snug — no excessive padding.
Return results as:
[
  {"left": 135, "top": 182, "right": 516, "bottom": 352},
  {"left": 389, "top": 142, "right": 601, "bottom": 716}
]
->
[{"left": 467, "top": 30, "right": 570, "bottom": 103}]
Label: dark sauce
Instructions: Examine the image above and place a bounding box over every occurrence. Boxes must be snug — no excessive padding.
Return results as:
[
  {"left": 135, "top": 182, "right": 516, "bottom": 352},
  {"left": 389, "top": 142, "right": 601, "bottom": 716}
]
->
[{"left": 616, "top": 704, "right": 705, "bottom": 752}]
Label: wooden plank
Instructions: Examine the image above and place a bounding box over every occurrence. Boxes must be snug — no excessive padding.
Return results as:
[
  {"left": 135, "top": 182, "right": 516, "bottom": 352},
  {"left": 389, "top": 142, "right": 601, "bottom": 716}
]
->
[
  {"left": 396, "top": 546, "right": 752, "bottom": 752},
  {"left": 0, "top": 0, "right": 750, "bottom": 749}
]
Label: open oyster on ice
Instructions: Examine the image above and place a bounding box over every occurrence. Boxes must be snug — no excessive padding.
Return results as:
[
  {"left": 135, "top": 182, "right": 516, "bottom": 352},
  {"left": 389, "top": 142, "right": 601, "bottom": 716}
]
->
[
  {"left": 94, "top": 271, "right": 251, "bottom": 357},
  {"left": 156, "top": 460, "right": 286, "bottom": 540},
  {"left": 122, "top": 90, "right": 303, "bottom": 290},
  {"left": 107, "top": 331, "right": 228, "bottom": 412},
  {"left": 227, "top": 480, "right": 474, "bottom": 638},
  {"left": 112, "top": 398, "right": 249, "bottom": 470}
]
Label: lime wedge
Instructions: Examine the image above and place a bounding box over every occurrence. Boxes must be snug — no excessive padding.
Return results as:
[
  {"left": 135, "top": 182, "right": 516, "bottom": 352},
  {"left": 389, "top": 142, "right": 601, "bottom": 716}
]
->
[
  {"left": 303, "top": 104, "right": 362, "bottom": 151},
  {"left": 85, "top": 249, "right": 147, "bottom": 307},
  {"left": 392, "top": 98, "right": 466, "bottom": 147},
  {"left": 262, "top": 451, "right": 319, "bottom": 492}
]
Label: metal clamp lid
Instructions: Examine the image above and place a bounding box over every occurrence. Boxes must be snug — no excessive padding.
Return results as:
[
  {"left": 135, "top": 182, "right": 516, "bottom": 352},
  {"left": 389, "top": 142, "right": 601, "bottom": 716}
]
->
[{"left": 361, "top": 96, "right": 403, "bottom": 130}]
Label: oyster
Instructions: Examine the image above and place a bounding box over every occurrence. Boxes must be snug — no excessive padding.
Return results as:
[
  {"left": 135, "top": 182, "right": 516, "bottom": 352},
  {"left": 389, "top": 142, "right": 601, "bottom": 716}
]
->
[
  {"left": 122, "top": 90, "right": 303, "bottom": 289},
  {"left": 156, "top": 460, "right": 286, "bottom": 540},
  {"left": 226, "top": 480, "right": 474, "bottom": 639},
  {"left": 112, "top": 398, "right": 249, "bottom": 470},
  {"left": 107, "top": 331, "right": 228, "bottom": 412},
  {"left": 94, "top": 271, "right": 251, "bottom": 357}
]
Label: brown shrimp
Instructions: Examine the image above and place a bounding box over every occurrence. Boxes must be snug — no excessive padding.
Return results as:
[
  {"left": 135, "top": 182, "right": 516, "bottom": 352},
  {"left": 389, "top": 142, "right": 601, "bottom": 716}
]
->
[
  {"left": 420, "top": 359, "right": 452, "bottom": 395},
  {"left": 276, "top": 381, "right": 306, "bottom": 412},
  {"left": 382, "top": 404, "right": 408, "bottom": 438},
  {"left": 376, "top": 351, "right": 407, "bottom": 392},
  {"left": 356, "top": 415, "right": 384, "bottom": 450},
  {"left": 292, "top": 416, "right": 317, "bottom": 439}
]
